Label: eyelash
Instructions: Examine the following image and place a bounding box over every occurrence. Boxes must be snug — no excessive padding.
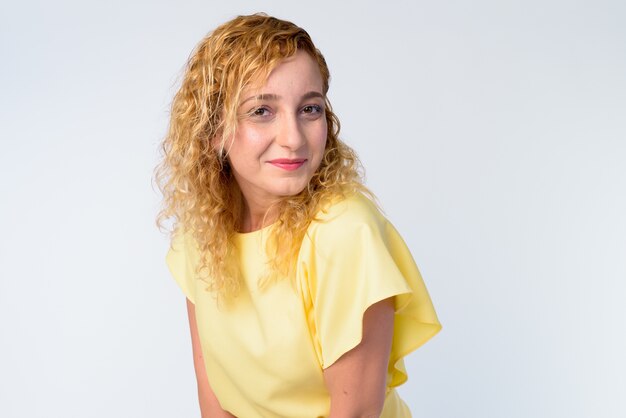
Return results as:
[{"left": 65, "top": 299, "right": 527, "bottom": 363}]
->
[
  {"left": 248, "top": 104, "right": 324, "bottom": 118},
  {"left": 252, "top": 107, "right": 271, "bottom": 117},
  {"left": 302, "top": 105, "right": 323, "bottom": 115}
]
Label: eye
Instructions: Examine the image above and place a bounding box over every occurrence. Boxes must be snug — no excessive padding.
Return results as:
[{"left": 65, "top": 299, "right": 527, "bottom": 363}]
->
[
  {"left": 252, "top": 107, "right": 271, "bottom": 117},
  {"left": 302, "top": 105, "right": 323, "bottom": 115}
]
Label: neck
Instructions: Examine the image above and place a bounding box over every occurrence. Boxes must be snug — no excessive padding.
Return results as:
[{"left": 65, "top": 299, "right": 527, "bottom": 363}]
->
[{"left": 239, "top": 198, "right": 280, "bottom": 233}]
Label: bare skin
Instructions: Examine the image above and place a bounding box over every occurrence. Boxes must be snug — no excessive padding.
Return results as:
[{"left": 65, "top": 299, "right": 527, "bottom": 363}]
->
[
  {"left": 187, "top": 299, "right": 236, "bottom": 417},
  {"left": 323, "top": 297, "right": 395, "bottom": 418},
  {"left": 186, "top": 297, "right": 395, "bottom": 418}
]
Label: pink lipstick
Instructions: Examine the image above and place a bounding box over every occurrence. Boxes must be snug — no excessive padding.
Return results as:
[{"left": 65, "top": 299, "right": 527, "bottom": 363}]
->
[{"left": 268, "top": 158, "right": 307, "bottom": 171}]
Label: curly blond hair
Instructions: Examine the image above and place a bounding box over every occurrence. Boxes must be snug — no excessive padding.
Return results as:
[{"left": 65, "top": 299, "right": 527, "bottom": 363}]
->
[{"left": 155, "top": 13, "right": 371, "bottom": 299}]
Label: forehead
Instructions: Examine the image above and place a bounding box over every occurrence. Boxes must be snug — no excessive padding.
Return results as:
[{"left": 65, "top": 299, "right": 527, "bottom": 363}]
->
[{"left": 243, "top": 51, "right": 324, "bottom": 96}]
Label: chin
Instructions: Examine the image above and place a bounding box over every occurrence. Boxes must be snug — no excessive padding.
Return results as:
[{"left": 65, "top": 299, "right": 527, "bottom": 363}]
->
[
  {"left": 272, "top": 179, "right": 310, "bottom": 198},
  {"left": 275, "top": 187, "right": 307, "bottom": 198}
]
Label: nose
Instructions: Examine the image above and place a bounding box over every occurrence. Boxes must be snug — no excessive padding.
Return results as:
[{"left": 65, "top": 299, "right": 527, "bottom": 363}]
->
[{"left": 275, "top": 113, "right": 306, "bottom": 150}]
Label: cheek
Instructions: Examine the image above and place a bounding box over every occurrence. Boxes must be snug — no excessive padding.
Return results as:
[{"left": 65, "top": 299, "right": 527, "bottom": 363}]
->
[
  {"left": 231, "top": 126, "right": 272, "bottom": 159},
  {"left": 307, "top": 124, "right": 328, "bottom": 173},
  {"left": 313, "top": 121, "right": 328, "bottom": 153}
]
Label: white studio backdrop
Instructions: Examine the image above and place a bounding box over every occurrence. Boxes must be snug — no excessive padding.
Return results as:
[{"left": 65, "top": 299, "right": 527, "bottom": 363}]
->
[{"left": 1, "top": 0, "right": 625, "bottom": 417}]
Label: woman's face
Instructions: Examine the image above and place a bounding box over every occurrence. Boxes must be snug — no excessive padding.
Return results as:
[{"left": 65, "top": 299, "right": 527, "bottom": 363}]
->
[{"left": 226, "top": 50, "right": 328, "bottom": 211}]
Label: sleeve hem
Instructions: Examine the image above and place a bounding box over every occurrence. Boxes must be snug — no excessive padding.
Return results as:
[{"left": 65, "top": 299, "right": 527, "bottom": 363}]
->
[
  {"left": 320, "top": 288, "right": 413, "bottom": 369},
  {"left": 389, "top": 321, "right": 441, "bottom": 388}
]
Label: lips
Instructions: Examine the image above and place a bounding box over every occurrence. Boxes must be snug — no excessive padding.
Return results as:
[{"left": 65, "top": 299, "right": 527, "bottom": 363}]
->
[{"left": 268, "top": 158, "right": 307, "bottom": 171}]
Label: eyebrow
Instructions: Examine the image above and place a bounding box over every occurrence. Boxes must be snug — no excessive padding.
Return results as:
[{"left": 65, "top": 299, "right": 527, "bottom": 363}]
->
[{"left": 240, "top": 91, "right": 324, "bottom": 106}]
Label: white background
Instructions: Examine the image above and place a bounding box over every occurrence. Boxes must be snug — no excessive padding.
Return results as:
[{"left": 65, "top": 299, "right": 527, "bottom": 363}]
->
[{"left": 1, "top": 0, "right": 625, "bottom": 417}]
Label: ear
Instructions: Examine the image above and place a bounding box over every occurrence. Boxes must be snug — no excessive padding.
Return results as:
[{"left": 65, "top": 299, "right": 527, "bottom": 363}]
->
[
  {"left": 209, "top": 130, "right": 226, "bottom": 156},
  {"left": 214, "top": 127, "right": 238, "bottom": 160},
  {"left": 210, "top": 135, "right": 222, "bottom": 153}
]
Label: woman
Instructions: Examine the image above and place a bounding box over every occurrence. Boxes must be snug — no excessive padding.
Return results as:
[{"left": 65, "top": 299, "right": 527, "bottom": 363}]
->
[{"left": 156, "top": 13, "right": 441, "bottom": 418}]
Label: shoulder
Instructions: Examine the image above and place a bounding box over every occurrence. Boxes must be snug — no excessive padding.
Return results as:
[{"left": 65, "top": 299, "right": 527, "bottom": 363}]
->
[
  {"left": 167, "top": 227, "right": 201, "bottom": 264},
  {"left": 310, "top": 191, "right": 387, "bottom": 235},
  {"left": 165, "top": 226, "right": 202, "bottom": 304},
  {"left": 303, "top": 192, "right": 390, "bottom": 254}
]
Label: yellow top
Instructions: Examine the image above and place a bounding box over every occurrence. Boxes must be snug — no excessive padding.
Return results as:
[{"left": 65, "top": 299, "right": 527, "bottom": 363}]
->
[{"left": 166, "top": 192, "right": 441, "bottom": 417}]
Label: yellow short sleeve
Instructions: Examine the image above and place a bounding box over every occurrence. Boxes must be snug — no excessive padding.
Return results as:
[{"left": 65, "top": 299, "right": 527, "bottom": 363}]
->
[
  {"left": 165, "top": 229, "right": 197, "bottom": 304},
  {"left": 301, "top": 194, "right": 441, "bottom": 386}
]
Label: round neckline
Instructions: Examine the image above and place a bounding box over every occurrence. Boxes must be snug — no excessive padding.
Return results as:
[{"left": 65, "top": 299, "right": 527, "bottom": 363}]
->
[{"left": 234, "top": 221, "right": 277, "bottom": 238}]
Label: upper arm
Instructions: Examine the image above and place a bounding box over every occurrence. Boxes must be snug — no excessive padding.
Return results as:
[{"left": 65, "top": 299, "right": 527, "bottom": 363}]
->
[
  {"left": 322, "top": 297, "right": 395, "bottom": 418},
  {"left": 186, "top": 299, "right": 236, "bottom": 418},
  {"left": 187, "top": 299, "right": 207, "bottom": 383}
]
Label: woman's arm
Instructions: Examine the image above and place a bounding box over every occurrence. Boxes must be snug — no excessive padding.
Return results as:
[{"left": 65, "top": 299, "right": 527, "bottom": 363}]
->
[
  {"left": 322, "top": 297, "right": 395, "bottom": 418},
  {"left": 186, "top": 298, "right": 236, "bottom": 418}
]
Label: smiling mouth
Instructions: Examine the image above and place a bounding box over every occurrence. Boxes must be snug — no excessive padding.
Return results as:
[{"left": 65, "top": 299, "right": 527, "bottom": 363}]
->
[{"left": 268, "top": 159, "right": 307, "bottom": 171}]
